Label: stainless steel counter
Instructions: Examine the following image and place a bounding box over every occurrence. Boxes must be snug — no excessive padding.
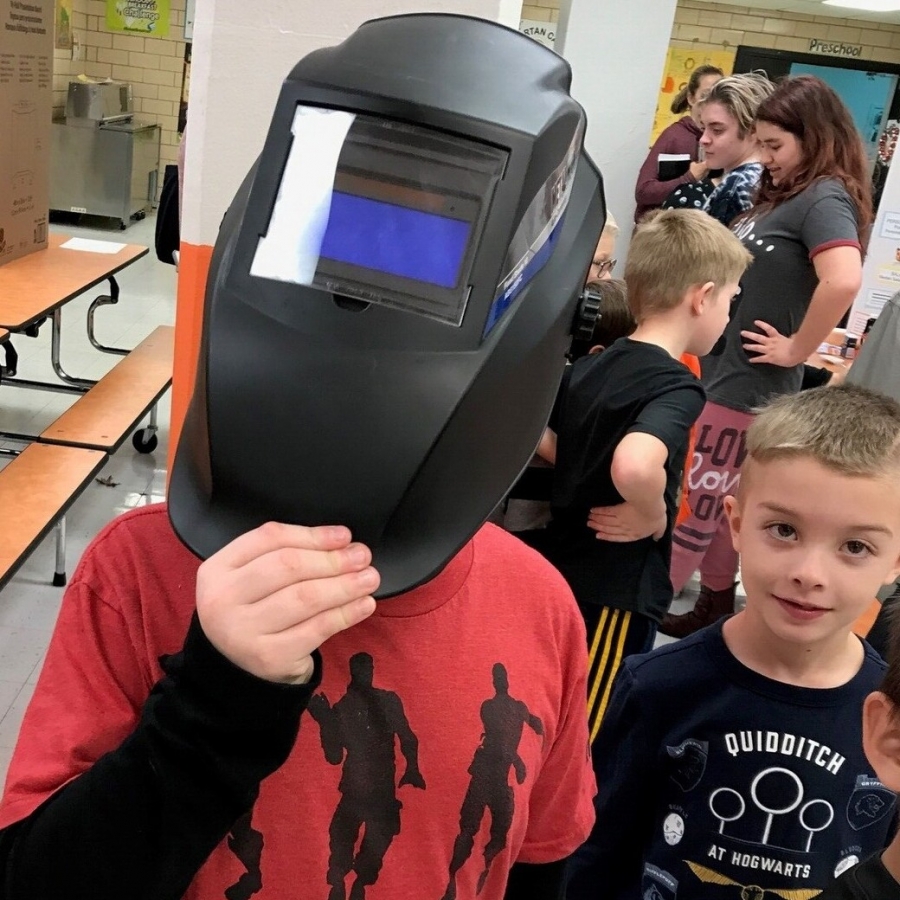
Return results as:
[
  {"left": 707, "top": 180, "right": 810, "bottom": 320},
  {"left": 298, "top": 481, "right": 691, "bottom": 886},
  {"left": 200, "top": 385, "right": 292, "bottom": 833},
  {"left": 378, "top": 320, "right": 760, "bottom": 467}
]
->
[{"left": 50, "top": 119, "right": 161, "bottom": 228}]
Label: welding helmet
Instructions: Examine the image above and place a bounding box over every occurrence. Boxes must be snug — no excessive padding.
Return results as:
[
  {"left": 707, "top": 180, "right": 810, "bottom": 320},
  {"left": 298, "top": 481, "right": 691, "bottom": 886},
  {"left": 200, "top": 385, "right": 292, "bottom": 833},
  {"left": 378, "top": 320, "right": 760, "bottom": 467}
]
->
[{"left": 169, "top": 13, "right": 605, "bottom": 596}]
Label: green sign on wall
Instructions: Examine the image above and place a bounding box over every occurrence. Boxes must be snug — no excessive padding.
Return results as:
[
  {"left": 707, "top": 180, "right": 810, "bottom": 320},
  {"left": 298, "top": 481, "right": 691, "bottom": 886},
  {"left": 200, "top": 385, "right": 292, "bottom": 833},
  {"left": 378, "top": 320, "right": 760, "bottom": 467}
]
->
[{"left": 106, "top": 0, "right": 170, "bottom": 38}]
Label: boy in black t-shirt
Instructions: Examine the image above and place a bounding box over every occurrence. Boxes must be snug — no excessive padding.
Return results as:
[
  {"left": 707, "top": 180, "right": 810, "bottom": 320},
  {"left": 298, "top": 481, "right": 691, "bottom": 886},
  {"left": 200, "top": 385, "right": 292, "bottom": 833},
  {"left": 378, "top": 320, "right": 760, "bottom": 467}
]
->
[
  {"left": 499, "top": 278, "right": 636, "bottom": 534},
  {"left": 527, "top": 209, "right": 751, "bottom": 742}
]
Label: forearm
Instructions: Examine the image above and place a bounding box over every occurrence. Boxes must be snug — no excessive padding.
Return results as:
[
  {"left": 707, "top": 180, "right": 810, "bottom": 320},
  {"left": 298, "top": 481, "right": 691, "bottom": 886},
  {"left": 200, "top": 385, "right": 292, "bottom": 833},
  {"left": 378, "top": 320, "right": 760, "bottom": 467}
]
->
[
  {"left": 611, "top": 461, "right": 666, "bottom": 521},
  {"left": 790, "top": 282, "right": 859, "bottom": 363},
  {"left": 0, "top": 616, "right": 317, "bottom": 900}
]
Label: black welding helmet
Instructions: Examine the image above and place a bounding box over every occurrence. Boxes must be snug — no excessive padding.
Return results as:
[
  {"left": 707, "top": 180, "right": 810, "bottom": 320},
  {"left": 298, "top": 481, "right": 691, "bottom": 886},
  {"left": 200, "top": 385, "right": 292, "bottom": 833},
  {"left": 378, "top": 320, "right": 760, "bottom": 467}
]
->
[{"left": 169, "top": 13, "right": 605, "bottom": 597}]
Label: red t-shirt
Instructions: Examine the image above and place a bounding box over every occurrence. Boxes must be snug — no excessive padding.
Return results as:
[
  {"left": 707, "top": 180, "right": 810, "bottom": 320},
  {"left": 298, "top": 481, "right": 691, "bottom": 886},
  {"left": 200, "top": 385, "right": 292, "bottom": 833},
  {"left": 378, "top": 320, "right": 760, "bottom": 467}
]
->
[{"left": 0, "top": 505, "right": 595, "bottom": 900}]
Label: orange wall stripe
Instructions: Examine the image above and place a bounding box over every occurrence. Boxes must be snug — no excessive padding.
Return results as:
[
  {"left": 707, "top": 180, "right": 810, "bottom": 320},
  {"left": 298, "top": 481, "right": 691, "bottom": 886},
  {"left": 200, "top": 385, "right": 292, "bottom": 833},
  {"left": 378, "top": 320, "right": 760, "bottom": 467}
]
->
[{"left": 168, "top": 241, "right": 213, "bottom": 476}]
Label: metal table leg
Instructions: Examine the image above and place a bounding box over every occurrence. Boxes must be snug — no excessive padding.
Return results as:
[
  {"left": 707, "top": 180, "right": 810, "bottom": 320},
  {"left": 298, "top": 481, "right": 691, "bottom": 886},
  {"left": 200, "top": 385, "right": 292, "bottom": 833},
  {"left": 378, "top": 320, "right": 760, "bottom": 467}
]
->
[
  {"left": 87, "top": 276, "right": 130, "bottom": 357},
  {"left": 51, "top": 307, "right": 96, "bottom": 389},
  {"left": 53, "top": 517, "right": 67, "bottom": 587},
  {"left": 0, "top": 379, "right": 85, "bottom": 395}
]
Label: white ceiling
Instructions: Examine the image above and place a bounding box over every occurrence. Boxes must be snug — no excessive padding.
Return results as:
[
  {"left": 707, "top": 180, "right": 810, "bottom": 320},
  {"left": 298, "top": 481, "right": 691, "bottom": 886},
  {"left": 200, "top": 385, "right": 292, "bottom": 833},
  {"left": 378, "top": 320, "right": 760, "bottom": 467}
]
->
[{"left": 697, "top": 0, "right": 900, "bottom": 25}]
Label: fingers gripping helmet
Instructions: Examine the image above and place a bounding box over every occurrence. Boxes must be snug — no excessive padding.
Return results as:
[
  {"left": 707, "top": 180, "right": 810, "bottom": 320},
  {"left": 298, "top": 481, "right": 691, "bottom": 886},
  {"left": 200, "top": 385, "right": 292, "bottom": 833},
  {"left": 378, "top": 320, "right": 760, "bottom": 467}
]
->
[{"left": 169, "top": 13, "right": 605, "bottom": 597}]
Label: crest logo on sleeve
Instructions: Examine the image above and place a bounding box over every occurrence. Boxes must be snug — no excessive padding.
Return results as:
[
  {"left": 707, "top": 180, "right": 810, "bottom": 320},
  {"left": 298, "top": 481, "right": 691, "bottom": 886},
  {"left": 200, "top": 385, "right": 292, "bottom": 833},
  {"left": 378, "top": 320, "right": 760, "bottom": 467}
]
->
[
  {"left": 667, "top": 739, "right": 709, "bottom": 792},
  {"left": 642, "top": 864, "right": 678, "bottom": 900},
  {"left": 847, "top": 775, "right": 895, "bottom": 831},
  {"left": 834, "top": 855, "right": 859, "bottom": 878},
  {"left": 662, "top": 812, "right": 685, "bottom": 846}
]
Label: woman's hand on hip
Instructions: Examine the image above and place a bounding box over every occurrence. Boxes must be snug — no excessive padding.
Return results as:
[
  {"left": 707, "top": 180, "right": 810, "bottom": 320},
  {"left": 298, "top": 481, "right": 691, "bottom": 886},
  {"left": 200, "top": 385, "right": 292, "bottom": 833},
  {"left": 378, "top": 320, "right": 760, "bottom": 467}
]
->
[{"left": 741, "top": 320, "right": 802, "bottom": 368}]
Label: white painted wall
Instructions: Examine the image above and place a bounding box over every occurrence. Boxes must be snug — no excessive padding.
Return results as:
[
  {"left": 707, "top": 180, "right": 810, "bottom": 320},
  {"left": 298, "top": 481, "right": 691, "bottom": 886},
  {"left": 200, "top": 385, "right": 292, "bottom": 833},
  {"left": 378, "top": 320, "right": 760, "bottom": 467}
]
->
[
  {"left": 557, "top": 0, "right": 678, "bottom": 264},
  {"left": 184, "top": 0, "right": 523, "bottom": 246},
  {"left": 497, "top": 0, "right": 525, "bottom": 27}
]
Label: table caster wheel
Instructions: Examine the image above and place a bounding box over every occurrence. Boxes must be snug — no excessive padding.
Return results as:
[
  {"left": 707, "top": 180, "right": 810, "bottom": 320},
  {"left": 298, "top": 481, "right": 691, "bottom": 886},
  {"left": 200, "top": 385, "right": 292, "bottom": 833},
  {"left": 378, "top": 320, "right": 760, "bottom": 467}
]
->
[{"left": 132, "top": 429, "right": 158, "bottom": 453}]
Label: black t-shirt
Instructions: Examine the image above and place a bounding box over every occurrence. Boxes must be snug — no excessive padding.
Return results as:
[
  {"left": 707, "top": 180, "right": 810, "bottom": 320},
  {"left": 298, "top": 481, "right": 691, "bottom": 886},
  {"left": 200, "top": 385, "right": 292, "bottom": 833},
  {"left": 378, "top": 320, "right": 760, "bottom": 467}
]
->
[
  {"left": 819, "top": 853, "right": 900, "bottom": 899},
  {"left": 539, "top": 338, "right": 705, "bottom": 620}
]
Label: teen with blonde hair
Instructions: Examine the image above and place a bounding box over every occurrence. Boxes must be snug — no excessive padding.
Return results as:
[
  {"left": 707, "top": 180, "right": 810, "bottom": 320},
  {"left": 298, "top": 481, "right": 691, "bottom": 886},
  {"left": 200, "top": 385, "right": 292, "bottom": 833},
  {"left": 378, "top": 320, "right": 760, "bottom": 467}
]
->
[{"left": 694, "top": 71, "right": 775, "bottom": 224}]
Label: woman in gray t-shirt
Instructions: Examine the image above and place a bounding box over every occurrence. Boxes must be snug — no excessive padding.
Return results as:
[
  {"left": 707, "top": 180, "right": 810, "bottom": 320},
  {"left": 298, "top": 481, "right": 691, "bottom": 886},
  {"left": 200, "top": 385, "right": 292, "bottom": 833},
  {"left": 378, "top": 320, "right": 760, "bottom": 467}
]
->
[{"left": 661, "top": 75, "right": 872, "bottom": 638}]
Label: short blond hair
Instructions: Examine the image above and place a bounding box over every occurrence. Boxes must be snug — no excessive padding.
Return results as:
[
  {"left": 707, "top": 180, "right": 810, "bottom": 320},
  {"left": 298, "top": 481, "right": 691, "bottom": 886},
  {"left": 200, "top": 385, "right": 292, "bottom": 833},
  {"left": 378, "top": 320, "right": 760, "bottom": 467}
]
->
[
  {"left": 602, "top": 210, "right": 619, "bottom": 238},
  {"left": 698, "top": 72, "right": 775, "bottom": 139},
  {"left": 625, "top": 209, "right": 752, "bottom": 322},
  {"left": 746, "top": 385, "right": 900, "bottom": 479}
]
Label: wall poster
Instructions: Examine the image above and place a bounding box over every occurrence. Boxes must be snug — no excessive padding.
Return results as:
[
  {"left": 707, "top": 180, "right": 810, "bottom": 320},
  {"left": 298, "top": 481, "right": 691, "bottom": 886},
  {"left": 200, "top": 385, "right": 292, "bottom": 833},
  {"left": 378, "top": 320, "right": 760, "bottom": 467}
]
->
[
  {"left": 106, "top": 0, "right": 170, "bottom": 37},
  {"left": 649, "top": 46, "right": 736, "bottom": 145},
  {"left": 56, "top": 0, "right": 73, "bottom": 50}
]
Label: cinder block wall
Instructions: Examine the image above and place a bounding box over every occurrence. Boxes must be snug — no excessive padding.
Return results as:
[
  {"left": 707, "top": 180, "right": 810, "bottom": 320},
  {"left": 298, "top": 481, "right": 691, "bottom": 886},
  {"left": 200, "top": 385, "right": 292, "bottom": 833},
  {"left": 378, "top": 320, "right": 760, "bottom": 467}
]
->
[{"left": 522, "top": 0, "right": 900, "bottom": 63}]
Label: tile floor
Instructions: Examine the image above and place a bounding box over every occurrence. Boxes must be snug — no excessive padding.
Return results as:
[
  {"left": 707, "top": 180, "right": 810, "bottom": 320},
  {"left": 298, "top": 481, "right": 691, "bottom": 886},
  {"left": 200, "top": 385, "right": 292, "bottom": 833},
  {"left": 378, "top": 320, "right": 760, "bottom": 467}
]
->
[{"left": 0, "top": 213, "right": 174, "bottom": 781}]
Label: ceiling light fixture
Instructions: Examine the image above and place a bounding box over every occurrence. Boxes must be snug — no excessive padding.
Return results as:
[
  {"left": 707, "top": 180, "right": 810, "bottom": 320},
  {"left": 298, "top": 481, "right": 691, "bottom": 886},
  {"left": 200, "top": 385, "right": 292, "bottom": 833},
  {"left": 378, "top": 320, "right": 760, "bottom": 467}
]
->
[{"left": 823, "top": 0, "right": 900, "bottom": 11}]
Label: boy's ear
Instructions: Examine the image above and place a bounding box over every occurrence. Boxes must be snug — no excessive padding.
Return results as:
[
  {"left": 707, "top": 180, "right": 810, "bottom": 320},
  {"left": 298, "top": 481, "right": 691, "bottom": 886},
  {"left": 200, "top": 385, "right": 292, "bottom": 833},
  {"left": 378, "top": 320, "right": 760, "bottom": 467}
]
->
[
  {"left": 690, "top": 281, "right": 717, "bottom": 316},
  {"left": 588, "top": 344, "right": 605, "bottom": 355},
  {"left": 723, "top": 494, "right": 742, "bottom": 553},
  {"left": 863, "top": 692, "right": 900, "bottom": 792}
]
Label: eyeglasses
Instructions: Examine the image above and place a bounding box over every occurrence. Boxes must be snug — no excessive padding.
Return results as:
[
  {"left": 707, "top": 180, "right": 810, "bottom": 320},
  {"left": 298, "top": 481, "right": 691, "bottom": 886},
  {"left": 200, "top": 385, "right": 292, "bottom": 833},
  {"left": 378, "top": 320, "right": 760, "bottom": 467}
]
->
[{"left": 593, "top": 258, "right": 617, "bottom": 274}]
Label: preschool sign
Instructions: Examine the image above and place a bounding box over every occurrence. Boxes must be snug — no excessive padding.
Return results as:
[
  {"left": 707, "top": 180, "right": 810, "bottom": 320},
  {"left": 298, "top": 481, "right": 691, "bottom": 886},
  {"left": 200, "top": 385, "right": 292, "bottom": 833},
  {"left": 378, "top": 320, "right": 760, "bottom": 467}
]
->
[
  {"left": 808, "top": 38, "right": 862, "bottom": 58},
  {"left": 106, "top": 0, "right": 169, "bottom": 37}
]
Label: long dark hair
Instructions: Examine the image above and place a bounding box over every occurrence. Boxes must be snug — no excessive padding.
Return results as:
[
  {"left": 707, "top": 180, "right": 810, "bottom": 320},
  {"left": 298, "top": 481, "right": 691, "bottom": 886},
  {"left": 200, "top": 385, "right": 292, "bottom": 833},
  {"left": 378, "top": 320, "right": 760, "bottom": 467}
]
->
[
  {"left": 670, "top": 64, "right": 724, "bottom": 114},
  {"left": 754, "top": 75, "right": 872, "bottom": 244}
]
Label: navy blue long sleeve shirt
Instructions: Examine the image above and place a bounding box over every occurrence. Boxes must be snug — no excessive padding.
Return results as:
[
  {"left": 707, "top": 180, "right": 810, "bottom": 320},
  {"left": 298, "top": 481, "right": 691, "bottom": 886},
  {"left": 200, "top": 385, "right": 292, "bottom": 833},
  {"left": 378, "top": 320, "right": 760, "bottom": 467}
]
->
[{"left": 569, "top": 619, "right": 894, "bottom": 900}]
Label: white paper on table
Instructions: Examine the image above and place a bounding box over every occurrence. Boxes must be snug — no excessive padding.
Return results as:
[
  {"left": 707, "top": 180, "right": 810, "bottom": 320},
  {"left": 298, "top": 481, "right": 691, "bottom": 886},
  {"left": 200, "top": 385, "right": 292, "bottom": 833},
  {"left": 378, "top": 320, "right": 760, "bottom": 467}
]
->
[{"left": 60, "top": 238, "right": 127, "bottom": 254}]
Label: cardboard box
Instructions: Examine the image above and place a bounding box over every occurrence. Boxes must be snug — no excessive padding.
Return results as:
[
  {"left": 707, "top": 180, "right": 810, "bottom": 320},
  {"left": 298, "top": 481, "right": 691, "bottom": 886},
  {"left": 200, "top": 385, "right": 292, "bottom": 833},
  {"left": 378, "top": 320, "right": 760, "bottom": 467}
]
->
[{"left": 0, "top": 0, "right": 51, "bottom": 266}]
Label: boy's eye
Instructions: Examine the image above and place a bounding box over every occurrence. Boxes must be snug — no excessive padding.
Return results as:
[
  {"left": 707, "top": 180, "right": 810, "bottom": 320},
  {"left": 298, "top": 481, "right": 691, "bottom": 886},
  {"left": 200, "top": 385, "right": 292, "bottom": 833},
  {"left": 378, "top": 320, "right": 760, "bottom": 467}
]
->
[
  {"left": 843, "top": 540, "right": 871, "bottom": 558},
  {"left": 766, "top": 523, "right": 796, "bottom": 541}
]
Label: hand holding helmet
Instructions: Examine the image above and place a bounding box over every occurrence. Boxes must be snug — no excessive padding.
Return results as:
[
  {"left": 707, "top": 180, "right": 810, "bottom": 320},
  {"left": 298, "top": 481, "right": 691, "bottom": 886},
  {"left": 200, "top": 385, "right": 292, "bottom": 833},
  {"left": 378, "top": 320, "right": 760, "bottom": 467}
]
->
[{"left": 196, "top": 523, "right": 378, "bottom": 684}]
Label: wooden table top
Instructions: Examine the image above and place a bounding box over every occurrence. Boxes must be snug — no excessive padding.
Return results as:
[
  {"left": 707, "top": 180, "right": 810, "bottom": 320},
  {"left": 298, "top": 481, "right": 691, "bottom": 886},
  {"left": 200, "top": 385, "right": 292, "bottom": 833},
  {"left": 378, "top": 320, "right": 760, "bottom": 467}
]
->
[{"left": 0, "top": 233, "right": 149, "bottom": 330}]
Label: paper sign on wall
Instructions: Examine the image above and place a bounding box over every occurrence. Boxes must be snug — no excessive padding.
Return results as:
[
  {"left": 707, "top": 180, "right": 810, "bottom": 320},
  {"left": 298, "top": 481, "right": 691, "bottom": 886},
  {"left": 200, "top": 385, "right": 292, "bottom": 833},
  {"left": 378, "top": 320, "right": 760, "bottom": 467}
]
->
[
  {"left": 881, "top": 211, "right": 900, "bottom": 240},
  {"left": 519, "top": 19, "right": 556, "bottom": 50},
  {"left": 106, "top": 0, "right": 169, "bottom": 37},
  {"left": 56, "top": 0, "right": 73, "bottom": 50}
]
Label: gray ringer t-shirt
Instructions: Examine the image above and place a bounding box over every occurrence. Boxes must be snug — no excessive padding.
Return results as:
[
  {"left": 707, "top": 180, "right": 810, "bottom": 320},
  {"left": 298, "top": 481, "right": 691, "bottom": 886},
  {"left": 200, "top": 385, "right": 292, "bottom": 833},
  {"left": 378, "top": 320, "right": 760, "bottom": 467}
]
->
[{"left": 701, "top": 178, "right": 860, "bottom": 412}]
